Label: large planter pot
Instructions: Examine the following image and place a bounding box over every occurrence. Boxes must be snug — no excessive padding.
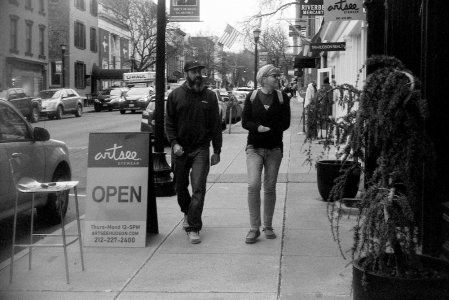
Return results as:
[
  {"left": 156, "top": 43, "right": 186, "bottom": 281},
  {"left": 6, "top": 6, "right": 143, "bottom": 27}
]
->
[
  {"left": 353, "top": 255, "right": 449, "bottom": 300},
  {"left": 316, "top": 160, "right": 361, "bottom": 201},
  {"left": 316, "top": 160, "right": 360, "bottom": 201}
]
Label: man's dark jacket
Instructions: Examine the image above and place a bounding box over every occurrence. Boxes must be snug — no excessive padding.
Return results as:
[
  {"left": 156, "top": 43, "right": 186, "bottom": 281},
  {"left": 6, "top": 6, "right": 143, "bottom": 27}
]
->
[
  {"left": 242, "top": 90, "right": 291, "bottom": 151},
  {"left": 165, "top": 83, "right": 222, "bottom": 154}
]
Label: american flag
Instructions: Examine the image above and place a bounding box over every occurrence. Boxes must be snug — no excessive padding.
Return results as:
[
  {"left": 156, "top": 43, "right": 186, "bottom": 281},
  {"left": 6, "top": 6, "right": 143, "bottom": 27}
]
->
[{"left": 218, "top": 24, "right": 240, "bottom": 49}]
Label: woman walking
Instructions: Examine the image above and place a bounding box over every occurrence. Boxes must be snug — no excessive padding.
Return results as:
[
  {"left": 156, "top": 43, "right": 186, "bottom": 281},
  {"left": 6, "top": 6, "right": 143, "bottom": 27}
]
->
[{"left": 242, "top": 64, "right": 291, "bottom": 244}]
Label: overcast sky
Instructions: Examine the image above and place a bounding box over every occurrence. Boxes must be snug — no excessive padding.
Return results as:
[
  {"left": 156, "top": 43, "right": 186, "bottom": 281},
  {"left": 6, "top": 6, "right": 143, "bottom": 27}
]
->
[{"left": 165, "top": 0, "right": 295, "bottom": 51}]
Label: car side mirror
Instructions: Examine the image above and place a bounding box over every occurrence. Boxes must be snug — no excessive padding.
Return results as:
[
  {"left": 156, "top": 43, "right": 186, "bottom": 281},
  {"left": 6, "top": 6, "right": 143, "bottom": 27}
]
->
[{"left": 33, "top": 127, "right": 50, "bottom": 141}]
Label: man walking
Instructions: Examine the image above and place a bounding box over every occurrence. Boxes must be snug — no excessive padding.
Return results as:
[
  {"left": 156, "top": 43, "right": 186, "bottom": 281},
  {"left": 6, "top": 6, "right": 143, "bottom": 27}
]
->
[{"left": 165, "top": 60, "right": 222, "bottom": 244}]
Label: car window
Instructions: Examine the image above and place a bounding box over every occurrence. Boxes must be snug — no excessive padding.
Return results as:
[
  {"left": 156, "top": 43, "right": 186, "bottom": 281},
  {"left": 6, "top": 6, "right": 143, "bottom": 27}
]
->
[
  {"left": 126, "top": 88, "right": 150, "bottom": 95},
  {"left": 40, "top": 90, "right": 59, "bottom": 99},
  {"left": 110, "top": 89, "right": 123, "bottom": 96},
  {"left": 0, "top": 104, "right": 31, "bottom": 142},
  {"left": 7, "top": 90, "right": 16, "bottom": 100},
  {"left": 61, "top": 90, "right": 68, "bottom": 98}
]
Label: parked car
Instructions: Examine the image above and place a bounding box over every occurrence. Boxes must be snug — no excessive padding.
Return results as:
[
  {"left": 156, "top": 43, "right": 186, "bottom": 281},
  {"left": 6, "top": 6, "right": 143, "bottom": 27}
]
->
[
  {"left": 0, "top": 88, "right": 41, "bottom": 123},
  {"left": 39, "top": 88, "right": 83, "bottom": 120},
  {"left": 119, "top": 86, "right": 154, "bottom": 114},
  {"left": 0, "top": 99, "right": 72, "bottom": 224},
  {"left": 141, "top": 91, "right": 170, "bottom": 143},
  {"left": 232, "top": 87, "right": 253, "bottom": 106},
  {"left": 94, "top": 87, "right": 129, "bottom": 112},
  {"left": 211, "top": 89, "right": 234, "bottom": 127}
]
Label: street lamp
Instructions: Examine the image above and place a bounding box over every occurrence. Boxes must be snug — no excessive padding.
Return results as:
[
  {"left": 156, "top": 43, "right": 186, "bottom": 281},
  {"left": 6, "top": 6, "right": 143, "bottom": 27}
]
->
[
  {"left": 60, "top": 44, "right": 66, "bottom": 87},
  {"left": 253, "top": 28, "right": 261, "bottom": 89}
]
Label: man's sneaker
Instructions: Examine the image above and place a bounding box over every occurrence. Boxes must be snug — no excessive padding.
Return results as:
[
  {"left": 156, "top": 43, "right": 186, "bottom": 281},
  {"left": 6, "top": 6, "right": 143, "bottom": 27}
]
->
[
  {"left": 263, "top": 227, "right": 276, "bottom": 239},
  {"left": 182, "top": 214, "right": 189, "bottom": 229},
  {"left": 245, "top": 229, "right": 260, "bottom": 244},
  {"left": 187, "top": 231, "right": 201, "bottom": 244}
]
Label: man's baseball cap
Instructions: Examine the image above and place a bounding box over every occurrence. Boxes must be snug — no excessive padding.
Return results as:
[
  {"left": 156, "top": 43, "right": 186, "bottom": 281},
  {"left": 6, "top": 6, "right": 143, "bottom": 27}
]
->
[{"left": 184, "top": 60, "right": 205, "bottom": 72}]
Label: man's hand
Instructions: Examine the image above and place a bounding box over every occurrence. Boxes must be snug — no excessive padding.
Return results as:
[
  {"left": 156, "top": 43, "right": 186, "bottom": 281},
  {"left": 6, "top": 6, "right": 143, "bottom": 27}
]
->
[
  {"left": 173, "top": 144, "right": 184, "bottom": 156},
  {"left": 210, "top": 153, "right": 220, "bottom": 166},
  {"left": 258, "top": 125, "right": 271, "bottom": 132}
]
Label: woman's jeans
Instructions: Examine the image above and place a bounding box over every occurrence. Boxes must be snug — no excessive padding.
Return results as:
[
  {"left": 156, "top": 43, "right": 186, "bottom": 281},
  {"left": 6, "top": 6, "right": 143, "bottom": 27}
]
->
[
  {"left": 246, "top": 146, "right": 283, "bottom": 230},
  {"left": 173, "top": 146, "right": 210, "bottom": 232}
]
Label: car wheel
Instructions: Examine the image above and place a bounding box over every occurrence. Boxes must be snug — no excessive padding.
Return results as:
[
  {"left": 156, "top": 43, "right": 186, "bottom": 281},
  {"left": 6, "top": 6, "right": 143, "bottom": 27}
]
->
[
  {"left": 30, "top": 107, "right": 40, "bottom": 123},
  {"left": 48, "top": 115, "right": 55, "bottom": 120},
  {"left": 94, "top": 104, "right": 102, "bottom": 112},
  {"left": 108, "top": 107, "right": 113, "bottom": 111},
  {"left": 120, "top": 110, "right": 126, "bottom": 114},
  {"left": 131, "top": 110, "right": 136, "bottom": 114},
  {"left": 55, "top": 106, "right": 63, "bottom": 119},
  {"left": 74, "top": 104, "right": 83, "bottom": 117},
  {"left": 36, "top": 168, "right": 70, "bottom": 225}
]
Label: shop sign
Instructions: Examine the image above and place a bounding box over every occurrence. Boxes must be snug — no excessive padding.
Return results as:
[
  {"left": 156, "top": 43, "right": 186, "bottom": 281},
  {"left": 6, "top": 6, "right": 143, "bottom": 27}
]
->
[
  {"left": 324, "top": 0, "right": 366, "bottom": 21},
  {"left": 85, "top": 133, "right": 150, "bottom": 247},
  {"left": 300, "top": 0, "right": 324, "bottom": 16},
  {"left": 123, "top": 72, "right": 156, "bottom": 83},
  {"left": 169, "top": 0, "right": 200, "bottom": 22},
  {"left": 310, "top": 42, "right": 346, "bottom": 51}
]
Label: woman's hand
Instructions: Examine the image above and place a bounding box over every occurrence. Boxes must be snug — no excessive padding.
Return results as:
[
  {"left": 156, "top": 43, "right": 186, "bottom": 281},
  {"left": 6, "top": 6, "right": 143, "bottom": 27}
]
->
[{"left": 258, "top": 125, "right": 271, "bottom": 132}]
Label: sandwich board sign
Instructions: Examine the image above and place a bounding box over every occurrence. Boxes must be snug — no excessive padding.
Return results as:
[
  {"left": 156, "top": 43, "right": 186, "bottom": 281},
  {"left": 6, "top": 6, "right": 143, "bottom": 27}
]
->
[{"left": 85, "top": 132, "right": 149, "bottom": 247}]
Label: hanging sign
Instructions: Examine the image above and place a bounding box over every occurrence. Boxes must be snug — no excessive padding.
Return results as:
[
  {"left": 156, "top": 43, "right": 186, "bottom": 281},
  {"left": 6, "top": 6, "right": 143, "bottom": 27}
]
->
[
  {"left": 310, "top": 42, "right": 346, "bottom": 51},
  {"left": 323, "top": 0, "right": 366, "bottom": 21},
  {"left": 300, "top": 0, "right": 324, "bottom": 17},
  {"left": 85, "top": 132, "right": 150, "bottom": 247},
  {"left": 169, "top": 0, "right": 200, "bottom": 22}
]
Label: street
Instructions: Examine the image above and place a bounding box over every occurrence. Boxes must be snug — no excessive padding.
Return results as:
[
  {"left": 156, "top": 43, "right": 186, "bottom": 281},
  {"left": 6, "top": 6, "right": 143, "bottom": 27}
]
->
[{"left": 0, "top": 109, "right": 154, "bottom": 263}]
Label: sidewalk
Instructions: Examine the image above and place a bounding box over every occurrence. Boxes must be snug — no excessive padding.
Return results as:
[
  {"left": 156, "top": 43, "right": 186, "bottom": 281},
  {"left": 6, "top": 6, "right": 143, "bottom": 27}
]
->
[{"left": 0, "top": 100, "right": 355, "bottom": 300}]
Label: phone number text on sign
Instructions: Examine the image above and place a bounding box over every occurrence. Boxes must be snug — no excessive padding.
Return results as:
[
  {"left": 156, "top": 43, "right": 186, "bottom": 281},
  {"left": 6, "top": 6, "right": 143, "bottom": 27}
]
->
[{"left": 85, "top": 221, "right": 146, "bottom": 247}]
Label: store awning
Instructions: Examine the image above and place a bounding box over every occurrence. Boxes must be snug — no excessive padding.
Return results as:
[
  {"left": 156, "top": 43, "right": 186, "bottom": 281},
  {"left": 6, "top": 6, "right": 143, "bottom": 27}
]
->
[
  {"left": 294, "top": 30, "right": 322, "bottom": 69},
  {"left": 92, "top": 64, "right": 130, "bottom": 80}
]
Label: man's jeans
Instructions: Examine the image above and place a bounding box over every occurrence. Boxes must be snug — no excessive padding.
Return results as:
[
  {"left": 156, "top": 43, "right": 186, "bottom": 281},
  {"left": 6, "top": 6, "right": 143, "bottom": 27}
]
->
[
  {"left": 246, "top": 146, "right": 283, "bottom": 229},
  {"left": 173, "top": 146, "right": 210, "bottom": 232}
]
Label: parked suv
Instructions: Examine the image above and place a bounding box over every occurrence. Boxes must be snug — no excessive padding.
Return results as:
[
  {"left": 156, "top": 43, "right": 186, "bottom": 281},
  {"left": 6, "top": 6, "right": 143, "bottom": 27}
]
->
[
  {"left": 39, "top": 89, "right": 83, "bottom": 120},
  {"left": 0, "top": 88, "right": 41, "bottom": 123},
  {"left": 0, "top": 99, "right": 72, "bottom": 224},
  {"left": 94, "top": 87, "right": 129, "bottom": 112}
]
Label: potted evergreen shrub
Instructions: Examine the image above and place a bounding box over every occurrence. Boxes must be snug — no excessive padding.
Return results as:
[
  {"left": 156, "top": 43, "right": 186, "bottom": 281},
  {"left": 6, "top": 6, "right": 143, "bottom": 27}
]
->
[
  {"left": 327, "top": 55, "right": 449, "bottom": 299},
  {"left": 303, "top": 78, "right": 362, "bottom": 203}
]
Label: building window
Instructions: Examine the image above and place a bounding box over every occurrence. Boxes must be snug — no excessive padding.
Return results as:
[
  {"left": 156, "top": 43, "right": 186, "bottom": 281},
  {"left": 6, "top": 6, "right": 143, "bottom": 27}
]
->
[
  {"left": 25, "top": 0, "right": 33, "bottom": 11},
  {"left": 51, "top": 61, "right": 61, "bottom": 86},
  {"left": 75, "top": 62, "right": 86, "bottom": 89},
  {"left": 25, "top": 20, "right": 34, "bottom": 56},
  {"left": 39, "top": 25, "right": 46, "bottom": 58},
  {"left": 90, "top": 0, "right": 98, "bottom": 16},
  {"left": 90, "top": 27, "right": 97, "bottom": 52},
  {"left": 75, "top": 0, "right": 85, "bottom": 11},
  {"left": 39, "top": 0, "right": 46, "bottom": 15},
  {"left": 74, "top": 21, "right": 86, "bottom": 49},
  {"left": 10, "top": 16, "right": 19, "bottom": 54}
]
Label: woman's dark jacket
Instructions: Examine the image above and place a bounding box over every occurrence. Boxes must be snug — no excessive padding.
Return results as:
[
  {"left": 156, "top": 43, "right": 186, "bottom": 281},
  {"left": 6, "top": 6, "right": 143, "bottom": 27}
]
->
[
  {"left": 242, "top": 89, "right": 291, "bottom": 151},
  {"left": 165, "top": 83, "right": 222, "bottom": 154}
]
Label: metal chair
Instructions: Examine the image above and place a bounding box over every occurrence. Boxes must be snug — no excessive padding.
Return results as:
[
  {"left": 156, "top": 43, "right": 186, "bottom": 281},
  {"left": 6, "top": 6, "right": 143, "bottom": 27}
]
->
[{"left": 9, "top": 153, "right": 85, "bottom": 284}]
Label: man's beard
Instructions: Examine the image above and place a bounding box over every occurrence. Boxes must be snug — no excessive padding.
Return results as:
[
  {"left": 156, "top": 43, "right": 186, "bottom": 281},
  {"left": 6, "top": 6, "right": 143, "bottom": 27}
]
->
[{"left": 187, "top": 75, "right": 204, "bottom": 92}]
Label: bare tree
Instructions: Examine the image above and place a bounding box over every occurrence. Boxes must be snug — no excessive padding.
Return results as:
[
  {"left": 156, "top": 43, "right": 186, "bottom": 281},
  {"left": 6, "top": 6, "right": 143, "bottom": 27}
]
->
[{"left": 102, "top": 0, "right": 179, "bottom": 72}]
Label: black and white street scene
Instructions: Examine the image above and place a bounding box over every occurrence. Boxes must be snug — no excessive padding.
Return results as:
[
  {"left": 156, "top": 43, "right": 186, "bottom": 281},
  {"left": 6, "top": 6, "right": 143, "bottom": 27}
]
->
[{"left": 1, "top": 0, "right": 449, "bottom": 299}]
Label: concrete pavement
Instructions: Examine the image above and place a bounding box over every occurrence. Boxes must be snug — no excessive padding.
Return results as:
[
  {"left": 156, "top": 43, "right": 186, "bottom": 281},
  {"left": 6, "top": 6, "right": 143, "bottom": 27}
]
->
[{"left": 0, "top": 99, "right": 355, "bottom": 299}]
